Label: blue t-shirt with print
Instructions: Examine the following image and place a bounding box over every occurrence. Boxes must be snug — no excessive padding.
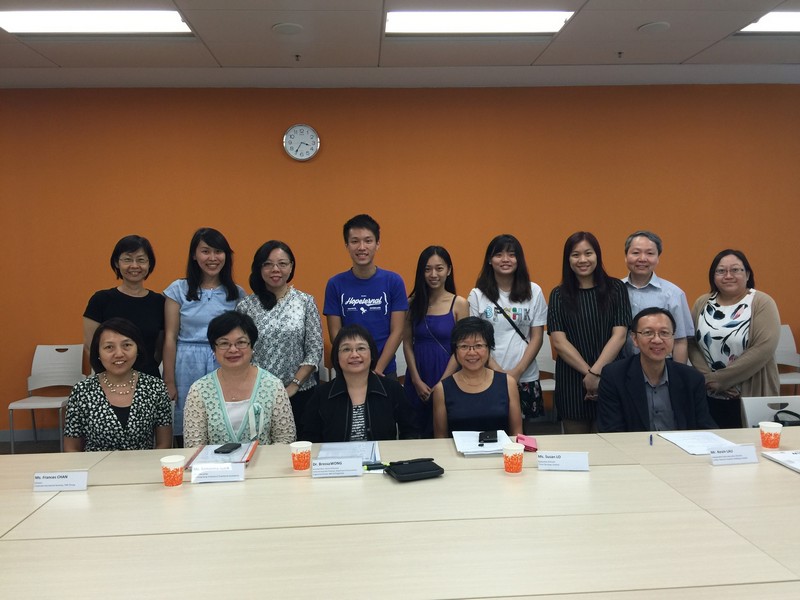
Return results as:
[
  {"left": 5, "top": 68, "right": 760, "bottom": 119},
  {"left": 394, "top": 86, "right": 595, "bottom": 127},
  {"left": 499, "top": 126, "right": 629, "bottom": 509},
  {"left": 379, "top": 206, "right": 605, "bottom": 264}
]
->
[{"left": 323, "top": 268, "right": 408, "bottom": 373}]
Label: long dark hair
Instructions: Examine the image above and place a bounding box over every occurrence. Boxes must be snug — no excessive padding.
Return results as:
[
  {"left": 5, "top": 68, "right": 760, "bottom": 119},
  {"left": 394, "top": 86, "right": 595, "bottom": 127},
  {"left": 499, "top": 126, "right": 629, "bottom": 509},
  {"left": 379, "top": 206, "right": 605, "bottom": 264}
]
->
[
  {"left": 558, "top": 231, "right": 614, "bottom": 312},
  {"left": 408, "top": 246, "right": 456, "bottom": 325},
  {"left": 475, "top": 234, "right": 532, "bottom": 303},
  {"left": 185, "top": 227, "right": 238, "bottom": 302},
  {"left": 249, "top": 241, "right": 296, "bottom": 311}
]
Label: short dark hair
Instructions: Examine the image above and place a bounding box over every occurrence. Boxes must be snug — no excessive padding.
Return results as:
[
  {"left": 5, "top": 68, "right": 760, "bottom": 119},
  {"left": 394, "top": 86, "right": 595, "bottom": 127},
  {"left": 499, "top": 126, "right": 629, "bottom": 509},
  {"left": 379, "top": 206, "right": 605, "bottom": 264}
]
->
[
  {"left": 631, "top": 307, "right": 676, "bottom": 333},
  {"left": 475, "top": 234, "right": 533, "bottom": 303},
  {"left": 207, "top": 311, "right": 258, "bottom": 351},
  {"left": 624, "top": 230, "right": 663, "bottom": 255},
  {"left": 110, "top": 235, "right": 156, "bottom": 279},
  {"left": 330, "top": 324, "right": 378, "bottom": 376},
  {"left": 249, "top": 240, "right": 296, "bottom": 311},
  {"left": 450, "top": 317, "right": 496, "bottom": 356},
  {"left": 185, "top": 227, "right": 239, "bottom": 302},
  {"left": 708, "top": 249, "right": 755, "bottom": 292},
  {"left": 90, "top": 318, "right": 147, "bottom": 373},
  {"left": 342, "top": 214, "right": 380, "bottom": 244}
]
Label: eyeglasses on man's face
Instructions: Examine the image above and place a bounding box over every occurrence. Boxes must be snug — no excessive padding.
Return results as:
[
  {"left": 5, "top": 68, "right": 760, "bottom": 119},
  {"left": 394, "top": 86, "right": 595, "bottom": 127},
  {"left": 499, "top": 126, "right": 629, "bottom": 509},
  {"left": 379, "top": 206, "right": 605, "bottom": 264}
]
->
[{"left": 635, "top": 330, "right": 674, "bottom": 340}]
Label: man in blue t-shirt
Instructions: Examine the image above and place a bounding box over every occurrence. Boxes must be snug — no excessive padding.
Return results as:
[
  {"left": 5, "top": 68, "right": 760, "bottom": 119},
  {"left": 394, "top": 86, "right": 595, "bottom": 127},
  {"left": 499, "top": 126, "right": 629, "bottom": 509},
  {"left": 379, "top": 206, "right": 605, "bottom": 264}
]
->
[{"left": 323, "top": 214, "right": 408, "bottom": 376}]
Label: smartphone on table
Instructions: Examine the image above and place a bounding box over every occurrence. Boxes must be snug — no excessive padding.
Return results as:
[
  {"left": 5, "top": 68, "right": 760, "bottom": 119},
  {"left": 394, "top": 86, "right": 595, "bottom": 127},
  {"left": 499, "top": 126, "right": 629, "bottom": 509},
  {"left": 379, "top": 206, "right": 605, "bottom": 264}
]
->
[{"left": 214, "top": 442, "right": 242, "bottom": 454}]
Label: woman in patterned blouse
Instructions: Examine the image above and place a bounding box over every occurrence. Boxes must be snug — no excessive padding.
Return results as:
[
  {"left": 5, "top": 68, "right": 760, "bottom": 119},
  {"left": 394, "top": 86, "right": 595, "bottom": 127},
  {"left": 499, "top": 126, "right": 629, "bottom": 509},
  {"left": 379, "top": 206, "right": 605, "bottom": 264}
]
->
[
  {"left": 65, "top": 318, "right": 172, "bottom": 451},
  {"left": 183, "top": 311, "right": 296, "bottom": 447},
  {"left": 688, "top": 250, "right": 781, "bottom": 428},
  {"left": 236, "top": 241, "right": 323, "bottom": 438}
]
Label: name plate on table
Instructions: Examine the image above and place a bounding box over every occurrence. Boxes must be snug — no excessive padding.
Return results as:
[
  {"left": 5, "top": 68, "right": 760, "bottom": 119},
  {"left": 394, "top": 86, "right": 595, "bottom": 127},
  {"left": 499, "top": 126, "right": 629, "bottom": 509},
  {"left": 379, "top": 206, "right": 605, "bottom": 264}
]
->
[
  {"left": 312, "top": 457, "right": 363, "bottom": 478},
  {"left": 536, "top": 451, "right": 590, "bottom": 472},
  {"left": 33, "top": 471, "right": 88, "bottom": 491},
  {"left": 709, "top": 444, "right": 758, "bottom": 466},
  {"left": 191, "top": 462, "right": 245, "bottom": 483}
]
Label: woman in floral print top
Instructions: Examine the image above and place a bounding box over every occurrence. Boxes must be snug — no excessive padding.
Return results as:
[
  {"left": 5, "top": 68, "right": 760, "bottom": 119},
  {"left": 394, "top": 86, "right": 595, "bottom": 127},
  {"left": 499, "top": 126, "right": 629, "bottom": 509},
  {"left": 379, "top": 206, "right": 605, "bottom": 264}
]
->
[{"left": 65, "top": 318, "right": 172, "bottom": 451}]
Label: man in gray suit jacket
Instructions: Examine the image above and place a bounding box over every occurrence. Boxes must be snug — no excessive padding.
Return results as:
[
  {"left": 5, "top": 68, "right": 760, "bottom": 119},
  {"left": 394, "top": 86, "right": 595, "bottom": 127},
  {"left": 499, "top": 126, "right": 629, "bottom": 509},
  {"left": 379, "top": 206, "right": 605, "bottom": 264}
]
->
[{"left": 598, "top": 307, "right": 717, "bottom": 432}]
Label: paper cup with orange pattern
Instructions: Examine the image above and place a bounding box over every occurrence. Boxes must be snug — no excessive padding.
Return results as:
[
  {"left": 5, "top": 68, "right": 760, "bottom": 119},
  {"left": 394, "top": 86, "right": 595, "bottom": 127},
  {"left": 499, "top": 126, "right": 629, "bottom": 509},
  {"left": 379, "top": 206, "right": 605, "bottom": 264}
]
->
[
  {"left": 503, "top": 443, "right": 525, "bottom": 474},
  {"left": 759, "top": 421, "right": 783, "bottom": 449},
  {"left": 290, "top": 441, "right": 313, "bottom": 471}
]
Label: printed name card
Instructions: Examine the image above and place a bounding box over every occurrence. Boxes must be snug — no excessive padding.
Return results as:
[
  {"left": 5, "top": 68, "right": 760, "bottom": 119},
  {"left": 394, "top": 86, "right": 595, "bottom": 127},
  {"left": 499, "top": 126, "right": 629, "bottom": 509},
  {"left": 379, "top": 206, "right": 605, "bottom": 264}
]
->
[
  {"left": 311, "top": 457, "right": 363, "bottom": 478},
  {"left": 191, "top": 462, "right": 246, "bottom": 483},
  {"left": 33, "top": 471, "right": 88, "bottom": 491},
  {"left": 536, "top": 451, "right": 590, "bottom": 472},
  {"left": 709, "top": 444, "right": 758, "bottom": 466}
]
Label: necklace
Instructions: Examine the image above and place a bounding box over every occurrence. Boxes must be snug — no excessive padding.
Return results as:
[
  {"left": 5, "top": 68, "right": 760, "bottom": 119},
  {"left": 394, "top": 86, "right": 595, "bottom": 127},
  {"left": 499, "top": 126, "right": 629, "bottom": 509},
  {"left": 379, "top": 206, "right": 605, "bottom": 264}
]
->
[
  {"left": 457, "top": 369, "right": 489, "bottom": 387},
  {"left": 219, "top": 367, "right": 253, "bottom": 402},
  {"left": 102, "top": 371, "right": 136, "bottom": 395}
]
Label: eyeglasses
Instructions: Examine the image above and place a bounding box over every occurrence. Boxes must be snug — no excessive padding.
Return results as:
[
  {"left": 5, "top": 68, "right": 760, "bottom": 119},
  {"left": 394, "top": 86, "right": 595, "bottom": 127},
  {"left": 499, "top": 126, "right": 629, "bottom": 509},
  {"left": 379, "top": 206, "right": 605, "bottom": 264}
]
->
[
  {"left": 456, "top": 343, "right": 488, "bottom": 352},
  {"left": 714, "top": 267, "right": 746, "bottom": 277},
  {"left": 339, "top": 345, "right": 370, "bottom": 354},
  {"left": 635, "top": 330, "right": 674, "bottom": 340},
  {"left": 215, "top": 340, "right": 251, "bottom": 350},
  {"left": 119, "top": 257, "right": 149, "bottom": 265},
  {"left": 262, "top": 261, "right": 292, "bottom": 270}
]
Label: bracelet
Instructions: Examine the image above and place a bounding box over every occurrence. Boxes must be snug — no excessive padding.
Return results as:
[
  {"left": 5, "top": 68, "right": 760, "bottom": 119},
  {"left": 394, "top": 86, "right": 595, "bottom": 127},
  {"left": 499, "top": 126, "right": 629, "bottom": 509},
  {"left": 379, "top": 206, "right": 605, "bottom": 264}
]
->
[
  {"left": 587, "top": 369, "right": 601, "bottom": 378},
  {"left": 291, "top": 378, "right": 302, "bottom": 386}
]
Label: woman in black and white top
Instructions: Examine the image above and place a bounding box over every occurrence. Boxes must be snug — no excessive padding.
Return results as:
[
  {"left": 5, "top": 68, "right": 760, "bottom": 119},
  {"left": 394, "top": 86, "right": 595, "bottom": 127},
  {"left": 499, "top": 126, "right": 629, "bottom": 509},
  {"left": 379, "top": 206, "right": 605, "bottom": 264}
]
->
[
  {"left": 303, "top": 325, "right": 418, "bottom": 442},
  {"left": 65, "top": 318, "right": 172, "bottom": 452}
]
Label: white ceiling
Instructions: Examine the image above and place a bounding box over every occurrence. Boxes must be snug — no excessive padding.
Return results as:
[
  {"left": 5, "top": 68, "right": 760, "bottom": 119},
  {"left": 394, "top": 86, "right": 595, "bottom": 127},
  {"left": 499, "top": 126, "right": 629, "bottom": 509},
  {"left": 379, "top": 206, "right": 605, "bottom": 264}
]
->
[{"left": 1, "top": 0, "right": 799, "bottom": 88}]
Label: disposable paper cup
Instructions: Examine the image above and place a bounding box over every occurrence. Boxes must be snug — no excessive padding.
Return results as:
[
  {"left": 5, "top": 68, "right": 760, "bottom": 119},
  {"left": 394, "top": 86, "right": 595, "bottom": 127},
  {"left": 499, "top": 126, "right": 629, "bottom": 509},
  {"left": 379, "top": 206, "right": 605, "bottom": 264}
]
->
[
  {"left": 503, "top": 443, "right": 525, "bottom": 474},
  {"left": 759, "top": 421, "right": 783, "bottom": 449},
  {"left": 290, "top": 441, "right": 312, "bottom": 471},
  {"left": 160, "top": 455, "right": 186, "bottom": 487}
]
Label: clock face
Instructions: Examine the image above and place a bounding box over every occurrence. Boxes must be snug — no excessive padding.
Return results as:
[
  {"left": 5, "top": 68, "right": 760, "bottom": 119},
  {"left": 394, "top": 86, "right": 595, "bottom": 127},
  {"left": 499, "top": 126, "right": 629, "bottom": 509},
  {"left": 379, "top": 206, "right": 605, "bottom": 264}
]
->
[{"left": 283, "top": 124, "right": 320, "bottom": 161}]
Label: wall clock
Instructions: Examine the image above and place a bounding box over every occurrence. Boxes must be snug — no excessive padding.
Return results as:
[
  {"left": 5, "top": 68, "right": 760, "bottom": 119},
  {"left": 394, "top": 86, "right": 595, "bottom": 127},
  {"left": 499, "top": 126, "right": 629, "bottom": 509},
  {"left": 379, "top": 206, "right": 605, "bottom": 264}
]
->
[{"left": 283, "top": 124, "right": 320, "bottom": 161}]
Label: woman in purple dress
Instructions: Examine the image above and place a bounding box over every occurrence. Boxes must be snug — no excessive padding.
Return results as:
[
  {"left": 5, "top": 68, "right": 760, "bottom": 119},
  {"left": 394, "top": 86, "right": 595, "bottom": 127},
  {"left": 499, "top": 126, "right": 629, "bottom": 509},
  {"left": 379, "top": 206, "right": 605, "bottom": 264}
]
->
[{"left": 403, "top": 246, "right": 468, "bottom": 437}]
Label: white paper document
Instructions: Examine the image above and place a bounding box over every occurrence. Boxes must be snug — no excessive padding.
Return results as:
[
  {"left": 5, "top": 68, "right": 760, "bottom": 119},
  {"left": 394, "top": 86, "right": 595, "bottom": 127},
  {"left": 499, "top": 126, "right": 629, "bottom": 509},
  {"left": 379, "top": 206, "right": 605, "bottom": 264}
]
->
[
  {"left": 452, "top": 430, "right": 513, "bottom": 456},
  {"left": 186, "top": 442, "right": 258, "bottom": 469},
  {"left": 762, "top": 450, "right": 800, "bottom": 474},
  {"left": 317, "top": 441, "right": 380, "bottom": 464},
  {"left": 658, "top": 431, "right": 736, "bottom": 455}
]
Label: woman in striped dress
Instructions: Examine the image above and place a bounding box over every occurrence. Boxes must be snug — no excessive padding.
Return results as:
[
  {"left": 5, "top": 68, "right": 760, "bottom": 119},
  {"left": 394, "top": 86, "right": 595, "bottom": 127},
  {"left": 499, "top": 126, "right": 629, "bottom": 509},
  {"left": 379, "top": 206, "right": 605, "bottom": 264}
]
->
[{"left": 547, "top": 232, "right": 631, "bottom": 434}]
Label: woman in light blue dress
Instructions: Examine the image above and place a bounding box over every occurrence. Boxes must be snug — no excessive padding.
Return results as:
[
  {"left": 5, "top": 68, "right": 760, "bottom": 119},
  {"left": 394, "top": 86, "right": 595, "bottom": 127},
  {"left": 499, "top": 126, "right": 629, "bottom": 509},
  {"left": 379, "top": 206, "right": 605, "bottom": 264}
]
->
[{"left": 163, "top": 228, "right": 244, "bottom": 445}]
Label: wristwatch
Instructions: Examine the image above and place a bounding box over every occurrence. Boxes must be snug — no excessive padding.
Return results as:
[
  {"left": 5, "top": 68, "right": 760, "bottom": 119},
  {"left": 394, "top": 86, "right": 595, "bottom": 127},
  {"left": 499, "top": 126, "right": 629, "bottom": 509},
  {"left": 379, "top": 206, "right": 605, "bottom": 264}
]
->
[{"left": 291, "top": 378, "right": 302, "bottom": 386}]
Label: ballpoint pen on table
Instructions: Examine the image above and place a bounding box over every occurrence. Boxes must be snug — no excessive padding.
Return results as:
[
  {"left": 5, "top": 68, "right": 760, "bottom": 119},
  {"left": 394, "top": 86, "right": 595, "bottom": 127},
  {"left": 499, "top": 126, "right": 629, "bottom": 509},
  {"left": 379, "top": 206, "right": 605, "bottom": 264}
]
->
[{"left": 649, "top": 434, "right": 653, "bottom": 446}]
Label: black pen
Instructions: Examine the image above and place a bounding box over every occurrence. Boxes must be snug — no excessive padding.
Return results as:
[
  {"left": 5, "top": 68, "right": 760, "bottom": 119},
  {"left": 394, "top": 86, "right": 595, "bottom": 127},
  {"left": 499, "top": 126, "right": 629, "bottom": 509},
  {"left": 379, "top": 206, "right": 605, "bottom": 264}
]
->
[{"left": 388, "top": 458, "right": 434, "bottom": 465}]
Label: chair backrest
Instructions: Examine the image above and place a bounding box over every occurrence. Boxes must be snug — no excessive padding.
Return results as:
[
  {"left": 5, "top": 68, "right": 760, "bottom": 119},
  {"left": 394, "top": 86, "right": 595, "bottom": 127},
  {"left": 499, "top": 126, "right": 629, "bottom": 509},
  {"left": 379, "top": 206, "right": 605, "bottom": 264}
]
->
[
  {"left": 318, "top": 354, "right": 330, "bottom": 383},
  {"left": 538, "top": 334, "right": 556, "bottom": 376},
  {"left": 27, "top": 344, "right": 85, "bottom": 391},
  {"left": 395, "top": 340, "right": 407, "bottom": 377},
  {"left": 775, "top": 324, "right": 800, "bottom": 368},
  {"left": 741, "top": 395, "right": 800, "bottom": 428}
]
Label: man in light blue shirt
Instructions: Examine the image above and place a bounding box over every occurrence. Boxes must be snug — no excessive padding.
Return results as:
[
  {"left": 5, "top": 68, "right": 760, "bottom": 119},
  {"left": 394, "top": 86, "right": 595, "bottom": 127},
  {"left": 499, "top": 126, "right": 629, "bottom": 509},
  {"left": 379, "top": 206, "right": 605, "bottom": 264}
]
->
[{"left": 622, "top": 231, "right": 693, "bottom": 363}]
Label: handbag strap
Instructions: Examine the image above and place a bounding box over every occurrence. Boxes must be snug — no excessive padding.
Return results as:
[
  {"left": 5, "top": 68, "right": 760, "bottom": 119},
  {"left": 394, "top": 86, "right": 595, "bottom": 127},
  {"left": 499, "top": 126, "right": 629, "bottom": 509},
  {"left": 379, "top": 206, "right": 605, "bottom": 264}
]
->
[
  {"left": 774, "top": 409, "right": 800, "bottom": 424},
  {"left": 491, "top": 298, "right": 528, "bottom": 344}
]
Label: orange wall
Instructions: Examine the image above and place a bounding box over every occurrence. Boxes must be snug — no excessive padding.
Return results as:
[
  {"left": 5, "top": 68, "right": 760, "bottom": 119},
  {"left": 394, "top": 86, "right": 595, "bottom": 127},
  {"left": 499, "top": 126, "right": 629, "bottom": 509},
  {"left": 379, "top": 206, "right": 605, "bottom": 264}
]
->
[{"left": 1, "top": 85, "right": 798, "bottom": 431}]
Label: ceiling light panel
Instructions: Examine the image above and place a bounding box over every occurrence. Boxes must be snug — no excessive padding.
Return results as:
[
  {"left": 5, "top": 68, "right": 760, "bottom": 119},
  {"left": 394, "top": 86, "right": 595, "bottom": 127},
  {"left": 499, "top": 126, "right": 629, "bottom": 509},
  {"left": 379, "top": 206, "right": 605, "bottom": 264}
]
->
[
  {"left": 385, "top": 11, "right": 573, "bottom": 35},
  {"left": 0, "top": 10, "right": 191, "bottom": 34}
]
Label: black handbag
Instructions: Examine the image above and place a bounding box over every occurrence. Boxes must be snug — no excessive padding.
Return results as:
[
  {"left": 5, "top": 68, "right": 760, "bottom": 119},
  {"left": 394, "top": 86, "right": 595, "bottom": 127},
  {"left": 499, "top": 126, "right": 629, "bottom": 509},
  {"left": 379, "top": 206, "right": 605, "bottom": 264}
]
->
[
  {"left": 383, "top": 458, "right": 444, "bottom": 482},
  {"left": 774, "top": 410, "right": 800, "bottom": 426}
]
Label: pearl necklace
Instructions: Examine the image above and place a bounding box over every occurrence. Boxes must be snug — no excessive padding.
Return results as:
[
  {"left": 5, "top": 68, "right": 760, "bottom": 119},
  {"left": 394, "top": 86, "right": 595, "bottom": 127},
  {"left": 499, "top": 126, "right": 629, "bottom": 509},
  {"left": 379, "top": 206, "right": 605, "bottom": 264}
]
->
[{"left": 102, "top": 372, "right": 136, "bottom": 395}]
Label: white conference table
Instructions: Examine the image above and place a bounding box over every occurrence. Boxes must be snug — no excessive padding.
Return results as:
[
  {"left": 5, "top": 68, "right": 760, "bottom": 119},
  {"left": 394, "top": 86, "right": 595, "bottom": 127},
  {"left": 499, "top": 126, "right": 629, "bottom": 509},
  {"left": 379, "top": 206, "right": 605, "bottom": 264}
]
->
[{"left": 2, "top": 430, "right": 799, "bottom": 599}]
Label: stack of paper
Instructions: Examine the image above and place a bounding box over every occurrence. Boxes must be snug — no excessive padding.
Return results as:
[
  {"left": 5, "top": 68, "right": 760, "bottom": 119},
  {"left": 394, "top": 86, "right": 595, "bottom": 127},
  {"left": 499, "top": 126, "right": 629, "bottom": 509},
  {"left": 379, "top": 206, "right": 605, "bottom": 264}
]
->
[
  {"left": 186, "top": 441, "right": 258, "bottom": 470},
  {"left": 452, "top": 430, "right": 513, "bottom": 456},
  {"left": 317, "top": 441, "right": 381, "bottom": 464},
  {"left": 658, "top": 431, "right": 735, "bottom": 455},
  {"left": 762, "top": 450, "right": 800, "bottom": 474}
]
